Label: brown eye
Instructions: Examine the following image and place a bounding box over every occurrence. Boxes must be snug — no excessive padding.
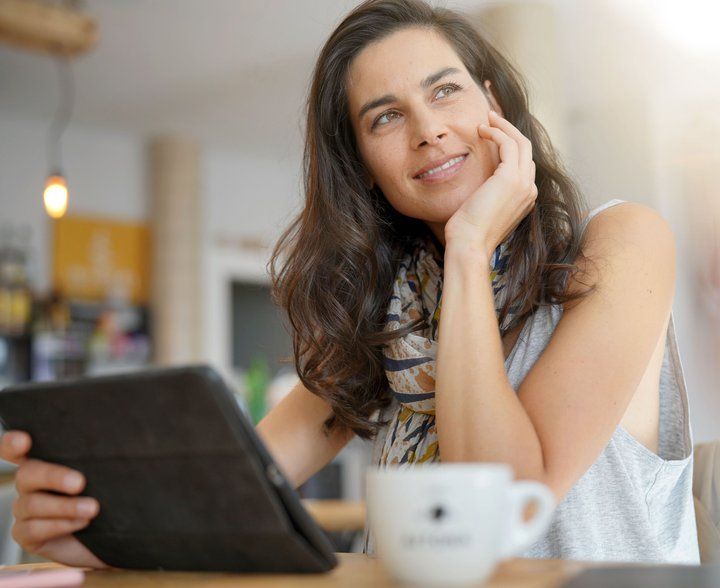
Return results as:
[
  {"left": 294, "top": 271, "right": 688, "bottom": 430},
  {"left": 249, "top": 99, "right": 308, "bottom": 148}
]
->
[
  {"left": 373, "top": 111, "right": 401, "bottom": 129},
  {"left": 435, "top": 83, "right": 463, "bottom": 100}
]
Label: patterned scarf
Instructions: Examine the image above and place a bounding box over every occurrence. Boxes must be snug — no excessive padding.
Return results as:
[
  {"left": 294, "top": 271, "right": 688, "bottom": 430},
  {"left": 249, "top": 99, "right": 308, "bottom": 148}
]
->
[{"left": 379, "top": 234, "right": 517, "bottom": 466}]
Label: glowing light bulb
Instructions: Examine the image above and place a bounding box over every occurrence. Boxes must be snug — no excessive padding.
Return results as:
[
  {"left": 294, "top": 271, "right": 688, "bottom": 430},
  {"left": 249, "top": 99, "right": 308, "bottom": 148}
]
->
[{"left": 43, "top": 173, "right": 68, "bottom": 219}]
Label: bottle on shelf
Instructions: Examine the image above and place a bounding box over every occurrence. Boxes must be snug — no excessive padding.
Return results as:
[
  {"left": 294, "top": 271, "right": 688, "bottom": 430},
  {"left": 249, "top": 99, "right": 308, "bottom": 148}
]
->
[
  {"left": 245, "top": 356, "right": 270, "bottom": 425},
  {"left": 0, "top": 224, "right": 33, "bottom": 337}
]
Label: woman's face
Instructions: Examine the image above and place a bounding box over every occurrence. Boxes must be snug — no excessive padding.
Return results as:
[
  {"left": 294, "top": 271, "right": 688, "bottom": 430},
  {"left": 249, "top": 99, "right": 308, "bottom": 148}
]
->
[{"left": 347, "top": 27, "right": 502, "bottom": 241}]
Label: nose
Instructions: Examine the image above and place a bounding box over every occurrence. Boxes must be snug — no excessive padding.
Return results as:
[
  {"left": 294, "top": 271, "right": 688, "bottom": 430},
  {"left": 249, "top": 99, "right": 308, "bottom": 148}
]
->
[{"left": 412, "top": 109, "right": 447, "bottom": 149}]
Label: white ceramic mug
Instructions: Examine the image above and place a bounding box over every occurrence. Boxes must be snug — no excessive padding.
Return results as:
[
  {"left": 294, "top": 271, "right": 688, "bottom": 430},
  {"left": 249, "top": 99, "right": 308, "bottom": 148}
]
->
[{"left": 366, "top": 463, "right": 555, "bottom": 586}]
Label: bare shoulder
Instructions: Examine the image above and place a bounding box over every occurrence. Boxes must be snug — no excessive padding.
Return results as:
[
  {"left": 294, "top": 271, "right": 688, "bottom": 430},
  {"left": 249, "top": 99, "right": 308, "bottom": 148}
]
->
[
  {"left": 519, "top": 202, "right": 676, "bottom": 496},
  {"left": 564, "top": 202, "right": 676, "bottom": 309}
]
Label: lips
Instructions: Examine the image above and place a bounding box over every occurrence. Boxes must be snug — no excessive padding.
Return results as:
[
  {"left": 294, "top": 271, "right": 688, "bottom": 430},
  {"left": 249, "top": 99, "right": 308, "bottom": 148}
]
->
[{"left": 413, "top": 153, "right": 468, "bottom": 179}]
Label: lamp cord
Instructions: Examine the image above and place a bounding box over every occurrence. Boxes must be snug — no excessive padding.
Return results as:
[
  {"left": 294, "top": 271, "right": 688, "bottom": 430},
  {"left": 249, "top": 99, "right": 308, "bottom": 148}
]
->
[{"left": 46, "top": 54, "right": 75, "bottom": 174}]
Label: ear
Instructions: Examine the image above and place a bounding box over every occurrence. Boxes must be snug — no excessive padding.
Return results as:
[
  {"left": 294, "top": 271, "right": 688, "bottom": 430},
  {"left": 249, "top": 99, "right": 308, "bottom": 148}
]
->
[{"left": 482, "top": 80, "right": 504, "bottom": 118}]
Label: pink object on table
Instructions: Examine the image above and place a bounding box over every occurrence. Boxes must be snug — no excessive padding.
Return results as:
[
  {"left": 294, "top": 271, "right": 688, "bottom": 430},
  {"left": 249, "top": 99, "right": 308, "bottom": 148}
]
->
[{"left": 0, "top": 567, "right": 84, "bottom": 587}]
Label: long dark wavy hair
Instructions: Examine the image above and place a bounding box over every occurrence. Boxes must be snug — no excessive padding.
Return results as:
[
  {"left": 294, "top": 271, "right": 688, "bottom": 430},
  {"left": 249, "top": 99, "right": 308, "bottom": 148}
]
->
[{"left": 269, "top": 0, "right": 596, "bottom": 440}]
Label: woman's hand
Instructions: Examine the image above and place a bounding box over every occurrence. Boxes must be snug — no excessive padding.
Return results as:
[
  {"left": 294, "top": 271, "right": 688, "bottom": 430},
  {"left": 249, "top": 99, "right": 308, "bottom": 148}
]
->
[
  {"left": 445, "top": 110, "right": 538, "bottom": 262},
  {"left": 0, "top": 430, "right": 109, "bottom": 568}
]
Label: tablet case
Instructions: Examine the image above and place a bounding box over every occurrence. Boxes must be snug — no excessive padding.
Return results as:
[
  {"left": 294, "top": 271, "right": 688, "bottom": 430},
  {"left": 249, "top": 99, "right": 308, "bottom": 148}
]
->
[
  {"left": 0, "top": 365, "right": 338, "bottom": 573},
  {"left": 561, "top": 565, "right": 720, "bottom": 588}
]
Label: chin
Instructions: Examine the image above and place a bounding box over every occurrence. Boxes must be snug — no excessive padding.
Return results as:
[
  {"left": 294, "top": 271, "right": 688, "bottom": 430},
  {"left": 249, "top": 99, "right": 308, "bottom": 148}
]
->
[
  {"left": 388, "top": 185, "right": 471, "bottom": 222},
  {"left": 438, "top": 190, "right": 471, "bottom": 215},
  {"left": 418, "top": 207, "right": 462, "bottom": 227}
]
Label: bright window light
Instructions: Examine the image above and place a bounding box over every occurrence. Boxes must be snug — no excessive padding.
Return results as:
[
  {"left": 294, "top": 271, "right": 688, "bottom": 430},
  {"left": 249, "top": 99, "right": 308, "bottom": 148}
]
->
[{"left": 654, "top": 0, "right": 720, "bottom": 53}]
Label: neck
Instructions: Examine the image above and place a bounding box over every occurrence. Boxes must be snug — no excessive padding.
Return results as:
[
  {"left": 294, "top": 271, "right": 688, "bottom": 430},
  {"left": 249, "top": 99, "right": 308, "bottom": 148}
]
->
[{"left": 426, "top": 221, "right": 446, "bottom": 252}]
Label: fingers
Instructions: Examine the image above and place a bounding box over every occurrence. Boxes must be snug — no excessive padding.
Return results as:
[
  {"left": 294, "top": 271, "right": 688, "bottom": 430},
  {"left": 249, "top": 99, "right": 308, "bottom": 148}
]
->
[
  {"left": 13, "top": 492, "right": 99, "bottom": 521},
  {"left": 489, "top": 111, "right": 534, "bottom": 172},
  {"left": 11, "top": 460, "right": 98, "bottom": 555},
  {"left": 34, "top": 535, "right": 111, "bottom": 570},
  {"left": 12, "top": 518, "right": 92, "bottom": 553},
  {"left": 0, "top": 431, "right": 32, "bottom": 465},
  {"left": 479, "top": 112, "right": 535, "bottom": 193},
  {"left": 15, "top": 460, "right": 86, "bottom": 495},
  {"left": 477, "top": 120, "right": 519, "bottom": 173},
  {"left": 530, "top": 161, "right": 538, "bottom": 200}
]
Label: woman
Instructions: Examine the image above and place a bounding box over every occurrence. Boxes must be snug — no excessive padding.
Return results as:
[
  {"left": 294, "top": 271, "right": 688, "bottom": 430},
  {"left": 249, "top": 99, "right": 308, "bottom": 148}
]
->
[{"left": 0, "top": 0, "right": 699, "bottom": 567}]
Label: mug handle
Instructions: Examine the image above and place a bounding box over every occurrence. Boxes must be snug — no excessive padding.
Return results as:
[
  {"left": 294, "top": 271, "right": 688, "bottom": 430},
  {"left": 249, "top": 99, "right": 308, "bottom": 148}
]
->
[{"left": 498, "top": 480, "right": 555, "bottom": 559}]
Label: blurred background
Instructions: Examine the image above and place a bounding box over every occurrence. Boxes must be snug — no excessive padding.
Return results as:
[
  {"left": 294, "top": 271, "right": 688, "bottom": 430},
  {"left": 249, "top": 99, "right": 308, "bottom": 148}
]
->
[{"left": 0, "top": 0, "right": 718, "bottom": 554}]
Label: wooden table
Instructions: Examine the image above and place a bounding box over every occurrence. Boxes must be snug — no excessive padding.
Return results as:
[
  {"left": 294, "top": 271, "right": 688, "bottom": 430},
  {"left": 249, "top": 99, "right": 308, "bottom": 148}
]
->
[
  {"left": 301, "top": 499, "right": 366, "bottom": 532},
  {"left": 1, "top": 554, "right": 589, "bottom": 587}
]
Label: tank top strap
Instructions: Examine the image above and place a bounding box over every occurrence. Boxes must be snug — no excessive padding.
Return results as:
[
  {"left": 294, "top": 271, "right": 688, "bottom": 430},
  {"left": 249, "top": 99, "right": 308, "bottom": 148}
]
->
[{"left": 582, "top": 198, "right": 628, "bottom": 232}]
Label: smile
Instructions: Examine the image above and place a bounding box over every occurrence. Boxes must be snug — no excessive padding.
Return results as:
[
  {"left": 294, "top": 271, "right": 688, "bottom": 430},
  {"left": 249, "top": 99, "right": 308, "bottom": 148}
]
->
[{"left": 414, "top": 154, "right": 467, "bottom": 182}]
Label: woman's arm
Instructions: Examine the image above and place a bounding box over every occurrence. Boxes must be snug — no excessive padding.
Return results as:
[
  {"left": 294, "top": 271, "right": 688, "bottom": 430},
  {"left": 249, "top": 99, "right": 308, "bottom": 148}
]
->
[
  {"left": 256, "top": 381, "right": 356, "bottom": 489},
  {"left": 436, "top": 202, "right": 676, "bottom": 502}
]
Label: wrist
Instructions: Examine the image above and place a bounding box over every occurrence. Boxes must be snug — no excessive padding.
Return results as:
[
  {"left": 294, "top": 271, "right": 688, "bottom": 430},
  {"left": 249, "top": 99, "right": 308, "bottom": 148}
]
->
[
  {"left": 443, "top": 221, "right": 494, "bottom": 265},
  {"left": 444, "top": 240, "right": 493, "bottom": 268}
]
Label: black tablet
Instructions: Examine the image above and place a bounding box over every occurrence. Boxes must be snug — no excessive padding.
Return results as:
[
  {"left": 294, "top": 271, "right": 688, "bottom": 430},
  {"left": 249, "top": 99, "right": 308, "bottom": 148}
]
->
[{"left": 0, "top": 364, "right": 338, "bottom": 573}]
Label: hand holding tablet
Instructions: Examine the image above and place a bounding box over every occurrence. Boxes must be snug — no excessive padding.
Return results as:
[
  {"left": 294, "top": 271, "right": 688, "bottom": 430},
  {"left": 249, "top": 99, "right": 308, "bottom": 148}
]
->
[
  {"left": 0, "top": 431, "right": 106, "bottom": 569},
  {"left": 0, "top": 365, "right": 337, "bottom": 573}
]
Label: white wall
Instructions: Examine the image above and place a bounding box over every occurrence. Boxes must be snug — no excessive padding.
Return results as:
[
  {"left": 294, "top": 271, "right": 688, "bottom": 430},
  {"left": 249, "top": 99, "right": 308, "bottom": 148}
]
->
[
  {"left": 0, "top": 110, "right": 148, "bottom": 294},
  {"left": 555, "top": 2, "right": 720, "bottom": 443},
  {"left": 648, "top": 63, "right": 720, "bottom": 444},
  {"left": 200, "top": 147, "right": 303, "bottom": 374},
  {"left": 203, "top": 147, "right": 301, "bottom": 249},
  {"left": 0, "top": 110, "right": 303, "bottom": 293}
]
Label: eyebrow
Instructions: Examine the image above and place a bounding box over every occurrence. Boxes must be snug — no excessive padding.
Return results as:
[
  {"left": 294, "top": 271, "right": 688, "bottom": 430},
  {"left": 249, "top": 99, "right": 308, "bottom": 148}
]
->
[{"left": 357, "top": 66, "right": 462, "bottom": 121}]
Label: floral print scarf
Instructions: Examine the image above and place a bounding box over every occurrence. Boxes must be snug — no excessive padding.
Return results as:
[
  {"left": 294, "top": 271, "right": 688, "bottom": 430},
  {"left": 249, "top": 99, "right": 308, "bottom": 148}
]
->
[{"left": 379, "top": 234, "right": 516, "bottom": 466}]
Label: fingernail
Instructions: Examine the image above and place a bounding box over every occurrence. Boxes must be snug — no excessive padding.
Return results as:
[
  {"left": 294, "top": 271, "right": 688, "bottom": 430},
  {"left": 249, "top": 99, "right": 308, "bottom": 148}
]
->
[
  {"left": 10, "top": 435, "right": 25, "bottom": 449},
  {"left": 64, "top": 472, "right": 84, "bottom": 491},
  {"left": 77, "top": 499, "right": 97, "bottom": 517}
]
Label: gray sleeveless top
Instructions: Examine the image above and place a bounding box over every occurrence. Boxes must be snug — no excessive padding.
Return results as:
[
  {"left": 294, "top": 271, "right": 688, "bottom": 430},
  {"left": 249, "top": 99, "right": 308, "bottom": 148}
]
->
[{"left": 363, "top": 198, "right": 700, "bottom": 563}]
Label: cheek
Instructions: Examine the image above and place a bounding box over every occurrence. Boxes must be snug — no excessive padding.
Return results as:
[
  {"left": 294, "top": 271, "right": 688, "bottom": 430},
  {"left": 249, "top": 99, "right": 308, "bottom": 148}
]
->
[
  {"left": 448, "top": 91, "right": 494, "bottom": 147},
  {"left": 454, "top": 103, "right": 486, "bottom": 128},
  {"left": 450, "top": 109, "right": 500, "bottom": 175},
  {"left": 361, "top": 141, "right": 405, "bottom": 187},
  {"left": 453, "top": 109, "right": 489, "bottom": 149},
  {"left": 474, "top": 138, "right": 501, "bottom": 176}
]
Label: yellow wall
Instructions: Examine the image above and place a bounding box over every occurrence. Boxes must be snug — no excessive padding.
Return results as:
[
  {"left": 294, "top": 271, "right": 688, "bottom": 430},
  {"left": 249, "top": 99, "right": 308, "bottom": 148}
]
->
[{"left": 52, "top": 215, "right": 150, "bottom": 305}]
